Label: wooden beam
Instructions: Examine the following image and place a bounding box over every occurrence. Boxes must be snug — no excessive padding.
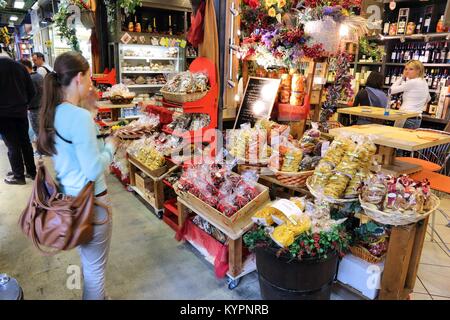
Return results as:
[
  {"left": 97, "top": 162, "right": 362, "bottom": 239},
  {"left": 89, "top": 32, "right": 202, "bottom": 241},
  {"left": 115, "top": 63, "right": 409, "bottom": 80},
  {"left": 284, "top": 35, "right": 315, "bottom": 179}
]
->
[
  {"left": 228, "top": 237, "right": 243, "bottom": 278},
  {"left": 379, "top": 224, "right": 417, "bottom": 300},
  {"left": 405, "top": 217, "right": 429, "bottom": 292}
]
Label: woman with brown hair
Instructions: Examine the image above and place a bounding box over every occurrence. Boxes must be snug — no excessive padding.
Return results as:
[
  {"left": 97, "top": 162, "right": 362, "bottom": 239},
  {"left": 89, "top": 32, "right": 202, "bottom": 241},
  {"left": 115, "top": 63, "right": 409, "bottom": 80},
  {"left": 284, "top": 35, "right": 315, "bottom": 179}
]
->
[{"left": 38, "top": 52, "right": 118, "bottom": 300}]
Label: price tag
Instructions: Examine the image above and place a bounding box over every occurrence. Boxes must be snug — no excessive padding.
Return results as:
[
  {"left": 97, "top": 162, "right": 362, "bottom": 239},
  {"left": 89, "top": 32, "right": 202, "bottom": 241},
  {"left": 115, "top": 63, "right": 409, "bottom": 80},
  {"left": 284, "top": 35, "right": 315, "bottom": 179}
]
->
[
  {"left": 270, "top": 199, "right": 302, "bottom": 225},
  {"left": 321, "top": 141, "right": 330, "bottom": 157}
]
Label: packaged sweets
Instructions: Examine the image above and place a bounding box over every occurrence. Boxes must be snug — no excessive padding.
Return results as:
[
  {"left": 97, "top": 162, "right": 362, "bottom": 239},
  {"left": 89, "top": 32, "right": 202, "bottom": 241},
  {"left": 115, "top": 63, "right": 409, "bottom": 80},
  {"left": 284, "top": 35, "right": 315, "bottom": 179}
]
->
[{"left": 280, "top": 147, "right": 303, "bottom": 172}]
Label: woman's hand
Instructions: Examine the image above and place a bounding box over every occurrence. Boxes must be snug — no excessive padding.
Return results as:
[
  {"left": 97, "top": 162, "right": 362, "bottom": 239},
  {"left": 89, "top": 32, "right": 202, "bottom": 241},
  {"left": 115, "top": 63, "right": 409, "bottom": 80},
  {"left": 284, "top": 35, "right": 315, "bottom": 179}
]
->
[{"left": 106, "top": 136, "right": 120, "bottom": 150}]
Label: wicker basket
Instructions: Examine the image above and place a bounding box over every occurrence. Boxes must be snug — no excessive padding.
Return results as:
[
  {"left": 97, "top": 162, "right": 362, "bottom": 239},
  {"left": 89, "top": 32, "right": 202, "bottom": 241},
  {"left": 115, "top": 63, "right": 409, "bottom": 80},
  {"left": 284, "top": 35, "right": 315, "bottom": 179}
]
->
[
  {"left": 349, "top": 245, "right": 385, "bottom": 264},
  {"left": 359, "top": 194, "right": 440, "bottom": 226},
  {"left": 110, "top": 95, "right": 134, "bottom": 105},
  {"left": 305, "top": 176, "right": 359, "bottom": 204},
  {"left": 160, "top": 89, "right": 208, "bottom": 103},
  {"left": 268, "top": 166, "right": 314, "bottom": 187}
]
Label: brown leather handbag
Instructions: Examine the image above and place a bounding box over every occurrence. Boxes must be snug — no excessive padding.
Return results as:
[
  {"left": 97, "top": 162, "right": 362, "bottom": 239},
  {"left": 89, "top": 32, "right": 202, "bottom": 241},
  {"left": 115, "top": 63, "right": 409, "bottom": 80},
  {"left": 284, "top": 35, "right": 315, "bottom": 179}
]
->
[{"left": 18, "top": 160, "right": 108, "bottom": 255}]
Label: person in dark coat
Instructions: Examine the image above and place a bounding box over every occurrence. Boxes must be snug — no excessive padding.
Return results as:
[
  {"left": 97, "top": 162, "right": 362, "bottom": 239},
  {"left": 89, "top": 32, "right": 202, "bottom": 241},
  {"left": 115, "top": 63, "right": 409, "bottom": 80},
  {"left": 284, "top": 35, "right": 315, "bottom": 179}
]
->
[
  {"left": 0, "top": 46, "right": 37, "bottom": 184},
  {"left": 19, "top": 59, "right": 43, "bottom": 138}
]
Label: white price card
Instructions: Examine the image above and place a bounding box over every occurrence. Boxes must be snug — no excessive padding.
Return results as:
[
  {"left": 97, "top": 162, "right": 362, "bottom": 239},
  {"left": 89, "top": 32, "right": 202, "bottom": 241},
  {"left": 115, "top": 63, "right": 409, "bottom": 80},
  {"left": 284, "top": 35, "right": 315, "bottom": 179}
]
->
[{"left": 270, "top": 199, "right": 302, "bottom": 225}]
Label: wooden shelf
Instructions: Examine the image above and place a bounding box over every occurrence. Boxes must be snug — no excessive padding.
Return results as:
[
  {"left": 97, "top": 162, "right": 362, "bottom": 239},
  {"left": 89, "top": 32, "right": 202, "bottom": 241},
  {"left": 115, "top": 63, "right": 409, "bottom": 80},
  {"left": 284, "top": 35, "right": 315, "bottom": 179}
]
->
[
  {"left": 121, "top": 71, "right": 176, "bottom": 74},
  {"left": 123, "top": 56, "right": 178, "bottom": 60},
  {"left": 127, "top": 84, "right": 165, "bottom": 88},
  {"left": 386, "top": 63, "right": 449, "bottom": 68},
  {"left": 356, "top": 62, "right": 383, "bottom": 65},
  {"left": 378, "top": 32, "right": 450, "bottom": 41},
  {"left": 422, "top": 115, "right": 449, "bottom": 124}
]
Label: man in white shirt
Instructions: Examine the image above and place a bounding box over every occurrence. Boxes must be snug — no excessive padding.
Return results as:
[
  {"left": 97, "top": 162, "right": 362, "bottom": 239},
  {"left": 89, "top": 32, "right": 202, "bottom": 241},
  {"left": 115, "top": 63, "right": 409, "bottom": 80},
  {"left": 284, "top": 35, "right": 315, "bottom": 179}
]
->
[{"left": 32, "top": 52, "right": 53, "bottom": 78}]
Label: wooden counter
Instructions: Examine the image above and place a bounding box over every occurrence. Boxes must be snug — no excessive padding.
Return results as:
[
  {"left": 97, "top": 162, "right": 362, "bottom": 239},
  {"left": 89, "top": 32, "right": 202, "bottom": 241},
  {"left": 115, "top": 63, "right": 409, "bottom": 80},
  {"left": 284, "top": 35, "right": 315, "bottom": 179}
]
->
[{"left": 329, "top": 124, "right": 450, "bottom": 175}]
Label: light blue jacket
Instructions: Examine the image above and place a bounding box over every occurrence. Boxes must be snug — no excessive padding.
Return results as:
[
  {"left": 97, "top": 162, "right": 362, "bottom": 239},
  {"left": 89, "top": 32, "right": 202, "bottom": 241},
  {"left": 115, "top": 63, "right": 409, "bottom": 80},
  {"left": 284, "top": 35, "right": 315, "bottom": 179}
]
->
[{"left": 53, "top": 102, "right": 115, "bottom": 196}]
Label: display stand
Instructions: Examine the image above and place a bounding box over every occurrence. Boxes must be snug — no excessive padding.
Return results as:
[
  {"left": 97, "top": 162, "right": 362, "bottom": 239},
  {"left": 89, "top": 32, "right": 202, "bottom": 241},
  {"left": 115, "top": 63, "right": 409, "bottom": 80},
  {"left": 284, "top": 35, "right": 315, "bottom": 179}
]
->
[
  {"left": 177, "top": 197, "right": 259, "bottom": 289},
  {"left": 161, "top": 57, "right": 219, "bottom": 145},
  {"left": 128, "top": 154, "right": 179, "bottom": 218}
]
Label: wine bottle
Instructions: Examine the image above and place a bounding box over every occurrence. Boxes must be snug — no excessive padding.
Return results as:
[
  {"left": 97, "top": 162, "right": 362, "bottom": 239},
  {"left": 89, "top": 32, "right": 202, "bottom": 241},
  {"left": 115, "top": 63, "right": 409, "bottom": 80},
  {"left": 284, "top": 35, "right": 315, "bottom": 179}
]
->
[
  {"left": 447, "top": 44, "right": 450, "bottom": 63},
  {"left": 424, "top": 43, "right": 431, "bottom": 63},
  {"left": 391, "top": 45, "right": 398, "bottom": 63},
  {"left": 440, "top": 42, "right": 448, "bottom": 64},
  {"left": 413, "top": 44, "right": 420, "bottom": 61},
  {"left": 168, "top": 15, "right": 173, "bottom": 36},
  {"left": 153, "top": 17, "right": 158, "bottom": 33},
  {"left": 416, "top": 17, "right": 423, "bottom": 34},
  {"left": 384, "top": 70, "right": 391, "bottom": 86},
  {"left": 423, "top": 12, "right": 432, "bottom": 33},
  {"left": 432, "top": 70, "right": 440, "bottom": 90},
  {"left": 399, "top": 45, "right": 405, "bottom": 63},
  {"left": 404, "top": 44, "right": 411, "bottom": 62},
  {"left": 427, "top": 69, "right": 434, "bottom": 87}
]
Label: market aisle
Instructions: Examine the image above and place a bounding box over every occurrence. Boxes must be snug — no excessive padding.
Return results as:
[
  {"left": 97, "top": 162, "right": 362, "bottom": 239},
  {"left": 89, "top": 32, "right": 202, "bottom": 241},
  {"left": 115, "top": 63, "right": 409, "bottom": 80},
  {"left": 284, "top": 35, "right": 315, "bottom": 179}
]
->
[
  {"left": 1, "top": 141, "right": 449, "bottom": 300},
  {"left": 0, "top": 143, "right": 260, "bottom": 300}
]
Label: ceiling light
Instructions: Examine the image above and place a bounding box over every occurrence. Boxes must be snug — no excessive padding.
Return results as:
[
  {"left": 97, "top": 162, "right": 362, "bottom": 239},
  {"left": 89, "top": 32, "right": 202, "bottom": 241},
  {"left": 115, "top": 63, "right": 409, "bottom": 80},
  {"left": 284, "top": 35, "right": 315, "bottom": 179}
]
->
[
  {"left": 14, "top": 1, "right": 25, "bottom": 9},
  {"left": 10, "top": 16, "right": 19, "bottom": 22}
]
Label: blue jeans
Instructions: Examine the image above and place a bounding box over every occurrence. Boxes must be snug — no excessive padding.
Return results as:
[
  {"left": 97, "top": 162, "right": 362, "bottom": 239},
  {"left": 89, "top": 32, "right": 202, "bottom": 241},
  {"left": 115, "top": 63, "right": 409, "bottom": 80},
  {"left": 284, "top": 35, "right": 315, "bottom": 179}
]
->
[{"left": 403, "top": 118, "right": 422, "bottom": 129}]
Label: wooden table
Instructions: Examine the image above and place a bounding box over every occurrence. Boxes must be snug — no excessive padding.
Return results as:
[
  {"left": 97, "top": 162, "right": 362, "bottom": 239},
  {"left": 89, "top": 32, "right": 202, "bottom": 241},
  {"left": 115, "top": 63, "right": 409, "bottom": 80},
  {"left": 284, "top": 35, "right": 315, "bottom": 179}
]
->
[
  {"left": 329, "top": 124, "right": 450, "bottom": 175},
  {"left": 337, "top": 106, "right": 421, "bottom": 127}
]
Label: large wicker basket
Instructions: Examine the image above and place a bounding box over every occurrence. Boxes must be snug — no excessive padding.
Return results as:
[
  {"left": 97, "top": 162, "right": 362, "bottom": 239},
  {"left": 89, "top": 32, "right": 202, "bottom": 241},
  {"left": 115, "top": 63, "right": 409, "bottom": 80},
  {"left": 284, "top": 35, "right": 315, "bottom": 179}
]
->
[
  {"left": 268, "top": 166, "right": 314, "bottom": 187},
  {"left": 349, "top": 245, "right": 385, "bottom": 264},
  {"left": 160, "top": 89, "right": 208, "bottom": 103},
  {"left": 306, "top": 176, "right": 359, "bottom": 204},
  {"left": 359, "top": 194, "right": 440, "bottom": 226}
]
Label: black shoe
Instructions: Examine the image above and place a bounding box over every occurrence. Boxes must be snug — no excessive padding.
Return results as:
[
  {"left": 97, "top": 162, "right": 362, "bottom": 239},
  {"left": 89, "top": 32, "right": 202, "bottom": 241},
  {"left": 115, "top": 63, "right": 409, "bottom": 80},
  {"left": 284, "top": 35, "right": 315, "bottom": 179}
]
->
[
  {"left": 4, "top": 177, "right": 26, "bottom": 185},
  {"left": 7, "top": 171, "right": 34, "bottom": 179}
]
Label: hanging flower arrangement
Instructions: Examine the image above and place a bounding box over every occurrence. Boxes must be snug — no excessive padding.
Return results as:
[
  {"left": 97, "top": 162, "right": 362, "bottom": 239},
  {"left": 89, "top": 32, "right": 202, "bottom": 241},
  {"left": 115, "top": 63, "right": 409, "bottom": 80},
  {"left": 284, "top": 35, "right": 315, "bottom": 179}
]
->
[
  {"left": 320, "top": 51, "right": 354, "bottom": 129},
  {"left": 240, "top": 0, "right": 294, "bottom": 37}
]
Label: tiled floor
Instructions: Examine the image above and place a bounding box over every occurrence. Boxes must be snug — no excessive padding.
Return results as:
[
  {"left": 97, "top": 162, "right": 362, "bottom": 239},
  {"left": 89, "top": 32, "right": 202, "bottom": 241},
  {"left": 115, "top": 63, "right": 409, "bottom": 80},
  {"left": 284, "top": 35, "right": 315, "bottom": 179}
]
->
[
  {"left": 0, "top": 142, "right": 449, "bottom": 300},
  {"left": 413, "top": 197, "right": 450, "bottom": 300}
]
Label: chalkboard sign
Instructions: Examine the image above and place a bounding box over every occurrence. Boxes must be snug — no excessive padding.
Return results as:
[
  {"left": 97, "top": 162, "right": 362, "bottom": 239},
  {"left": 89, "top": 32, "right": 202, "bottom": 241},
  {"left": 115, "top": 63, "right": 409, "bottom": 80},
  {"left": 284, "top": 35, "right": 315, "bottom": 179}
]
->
[{"left": 234, "top": 77, "right": 281, "bottom": 129}]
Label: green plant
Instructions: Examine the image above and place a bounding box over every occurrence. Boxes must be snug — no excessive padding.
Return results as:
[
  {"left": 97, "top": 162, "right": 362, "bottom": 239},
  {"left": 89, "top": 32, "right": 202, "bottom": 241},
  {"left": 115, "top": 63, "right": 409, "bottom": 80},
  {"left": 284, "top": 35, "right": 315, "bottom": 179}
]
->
[
  {"left": 119, "top": 0, "right": 142, "bottom": 16},
  {"left": 0, "top": 0, "right": 7, "bottom": 9},
  {"left": 359, "top": 37, "right": 385, "bottom": 62},
  {"left": 244, "top": 223, "right": 351, "bottom": 261}
]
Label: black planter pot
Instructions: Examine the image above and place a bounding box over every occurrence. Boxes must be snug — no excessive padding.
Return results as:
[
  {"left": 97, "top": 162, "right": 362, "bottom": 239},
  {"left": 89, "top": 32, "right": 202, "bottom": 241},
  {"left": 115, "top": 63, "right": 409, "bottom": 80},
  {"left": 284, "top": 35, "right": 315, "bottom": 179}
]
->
[{"left": 255, "top": 246, "right": 339, "bottom": 300}]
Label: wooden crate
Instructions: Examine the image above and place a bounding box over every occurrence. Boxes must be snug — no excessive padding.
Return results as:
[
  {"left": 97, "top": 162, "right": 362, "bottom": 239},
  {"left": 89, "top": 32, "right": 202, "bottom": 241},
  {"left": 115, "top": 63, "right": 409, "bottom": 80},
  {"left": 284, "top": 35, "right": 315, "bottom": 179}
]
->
[
  {"left": 179, "top": 182, "right": 269, "bottom": 233},
  {"left": 135, "top": 173, "right": 153, "bottom": 193},
  {"left": 128, "top": 154, "right": 168, "bottom": 179}
]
